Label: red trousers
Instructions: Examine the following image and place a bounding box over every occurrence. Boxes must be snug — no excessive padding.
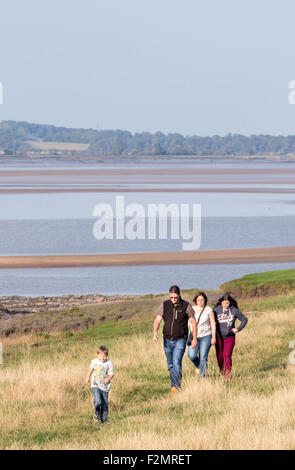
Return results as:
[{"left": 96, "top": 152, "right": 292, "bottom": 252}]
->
[{"left": 215, "top": 336, "right": 235, "bottom": 378}]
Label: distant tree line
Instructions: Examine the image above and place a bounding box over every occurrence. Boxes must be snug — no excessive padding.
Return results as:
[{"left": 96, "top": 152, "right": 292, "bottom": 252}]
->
[{"left": 1, "top": 120, "right": 295, "bottom": 156}]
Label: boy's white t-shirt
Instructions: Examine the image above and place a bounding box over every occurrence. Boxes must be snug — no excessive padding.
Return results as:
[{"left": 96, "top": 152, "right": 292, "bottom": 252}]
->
[{"left": 90, "top": 358, "right": 114, "bottom": 392}]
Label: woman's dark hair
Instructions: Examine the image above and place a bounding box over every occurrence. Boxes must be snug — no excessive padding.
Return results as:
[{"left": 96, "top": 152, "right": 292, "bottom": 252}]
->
[
  {"left": 214, "top": 293, "right": 239, "bottom": 309},
  {"left": 169, "top": 285, "right": 180, "bottom": 295},
  {"left": 193, "top": 291, "right": 208, "bottom": 306}
]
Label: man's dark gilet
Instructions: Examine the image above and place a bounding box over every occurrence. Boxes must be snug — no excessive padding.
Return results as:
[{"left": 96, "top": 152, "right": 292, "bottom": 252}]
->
[{"left": 162, "top": 297, "right": 190, "bottom": 340}]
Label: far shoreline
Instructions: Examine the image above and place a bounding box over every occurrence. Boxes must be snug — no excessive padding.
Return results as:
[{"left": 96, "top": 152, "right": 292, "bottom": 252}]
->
[{"left": 0, "top": 187, "right": 294, "bottom": 194}]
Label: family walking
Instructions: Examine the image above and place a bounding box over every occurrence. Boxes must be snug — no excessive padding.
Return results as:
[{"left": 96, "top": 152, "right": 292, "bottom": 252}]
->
[
  {"left": 86, "top": 284, "right": 248, "bottom": 423},
  {"left": 153, "top": 285, "right": 248, "bottom": 392}
]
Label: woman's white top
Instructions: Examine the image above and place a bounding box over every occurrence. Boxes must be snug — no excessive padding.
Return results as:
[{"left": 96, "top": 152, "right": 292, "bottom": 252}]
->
[{"left": 191, "top": 305, "right": 212, "bottom": 338}]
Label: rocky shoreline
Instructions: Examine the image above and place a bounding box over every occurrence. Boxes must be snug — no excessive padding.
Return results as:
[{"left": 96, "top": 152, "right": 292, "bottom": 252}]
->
[{"left": 0, "top": 293, "right": 140, "bottom": 318}]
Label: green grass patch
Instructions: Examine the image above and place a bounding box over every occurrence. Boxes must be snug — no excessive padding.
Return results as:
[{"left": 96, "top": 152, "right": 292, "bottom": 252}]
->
[{"left": 221, "top": 269, "right": 295, "bottom": 298}]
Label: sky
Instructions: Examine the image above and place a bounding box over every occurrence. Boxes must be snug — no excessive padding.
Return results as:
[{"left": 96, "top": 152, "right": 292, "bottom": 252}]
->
[{"left": 0, "top": 0, "right": 295, "bottom": 136}]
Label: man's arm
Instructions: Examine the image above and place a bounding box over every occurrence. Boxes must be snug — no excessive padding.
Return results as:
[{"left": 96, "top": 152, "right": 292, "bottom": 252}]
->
[
  {"left": 189, "top": 315, "right": 198, "bottom": 348},
  {"left": 153, "top": 315, "right": 163, "bottom": 341}
]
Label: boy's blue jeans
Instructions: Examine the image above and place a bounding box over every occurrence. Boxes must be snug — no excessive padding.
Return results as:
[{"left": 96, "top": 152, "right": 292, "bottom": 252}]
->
[
  {"left": 92, "top": 387, "right": 109, "bottom": 422},
  {"left": 188, "top": 334, "right": 212, "bottom": 377},
  {"left": 163, "top": 338, "right": 186, "bottom": 389}
]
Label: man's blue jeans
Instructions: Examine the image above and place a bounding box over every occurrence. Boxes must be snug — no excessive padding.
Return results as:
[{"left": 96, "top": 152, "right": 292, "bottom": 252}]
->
[
  {"left": 188, "top": 334, "right": 212, "bottom": 377},
  {"left": 92, "top": 387, "right": 109, "bottom": 422},
  {"left": 163, "top": 338, "right": 187, "bottom": 389}
]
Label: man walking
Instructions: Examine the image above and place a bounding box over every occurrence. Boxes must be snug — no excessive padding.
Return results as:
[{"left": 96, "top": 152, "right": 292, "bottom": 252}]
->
[{"left": 153, "top": 285, "right": 197, "bottom": 392}]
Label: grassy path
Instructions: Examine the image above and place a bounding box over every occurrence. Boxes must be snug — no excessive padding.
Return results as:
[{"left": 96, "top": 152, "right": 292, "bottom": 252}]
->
[{"left": 1, "top": 294, "right": 295, "bottom": 449}]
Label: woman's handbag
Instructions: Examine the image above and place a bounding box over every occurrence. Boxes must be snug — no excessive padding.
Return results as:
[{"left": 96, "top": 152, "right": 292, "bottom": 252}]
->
[
  {"left": 186, "top": 306, "right": 205, "bottom": 346},
  {"left": 186, "top": 332, "right": 193, "bottom": 346}
]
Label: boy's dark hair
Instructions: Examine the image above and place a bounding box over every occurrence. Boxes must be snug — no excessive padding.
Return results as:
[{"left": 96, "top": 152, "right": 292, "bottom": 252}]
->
[{"left": 97, "top": 345, "right": 109, "bottom": 356}]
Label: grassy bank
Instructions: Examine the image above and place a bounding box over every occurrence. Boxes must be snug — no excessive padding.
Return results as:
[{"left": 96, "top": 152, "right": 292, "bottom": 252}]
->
[
  {"left": 221, "top": 269, "right": 295, "bottom": 298},
  {"left": 1, "top": 270, "right": 295, "bottom": 449},
  {"left": 1, "top": 292, "right": 295, "bottom": 449},
  {"left": 0, "top": 295, "right": 166, "bottom": 338},
  {"left": 0, "top": 288, "right": 216, "bottom": 337},
  {"left": 2, "top": 268, "right": 295, "bottom": 337}
]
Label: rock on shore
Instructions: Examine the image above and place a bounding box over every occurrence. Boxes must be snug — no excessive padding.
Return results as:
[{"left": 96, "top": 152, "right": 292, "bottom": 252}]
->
[{"left": 0, "top": 293, "right": 139, "bottom": 317}]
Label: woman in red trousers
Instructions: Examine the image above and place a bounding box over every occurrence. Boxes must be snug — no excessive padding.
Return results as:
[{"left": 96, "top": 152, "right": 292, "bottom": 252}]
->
[{"left": 213, "top": 293, "right": 248, "bottom": 379}]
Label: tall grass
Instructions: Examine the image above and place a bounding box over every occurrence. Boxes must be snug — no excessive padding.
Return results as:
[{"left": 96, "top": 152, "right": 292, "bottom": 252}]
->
[{"left": 0, "top": 303, "right": 295, "bottom": 449}]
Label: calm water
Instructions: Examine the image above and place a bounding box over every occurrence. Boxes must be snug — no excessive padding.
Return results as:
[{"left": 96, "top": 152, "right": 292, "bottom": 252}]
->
[
  {"left": 0, "top": 263, "right": 294, "bottom": 297},
  {"left": 0, "top": 158, "right": 294, "bottom": 296},
  {"left": 1, "top": 156, "right": 295, "bottom": 170},
  {"left": 0, "top": 216, "right": 295, "bottom": 256},
  {"left": 0, "top": 190, "right": 295, "bottom": 220}
]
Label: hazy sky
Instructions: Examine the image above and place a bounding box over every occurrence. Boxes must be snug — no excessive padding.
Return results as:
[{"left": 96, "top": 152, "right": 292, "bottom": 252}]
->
[{"left": 0, "top": 0, "right": 295, "bottom": 135}]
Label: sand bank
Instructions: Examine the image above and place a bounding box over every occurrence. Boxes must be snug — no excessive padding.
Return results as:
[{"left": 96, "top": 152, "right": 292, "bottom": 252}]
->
[
  {"left": 0, "top": 246, "right": 294, "bottom": 269},
  {"left": 0, "top": 167, "right": 294, "bottom": 188}
]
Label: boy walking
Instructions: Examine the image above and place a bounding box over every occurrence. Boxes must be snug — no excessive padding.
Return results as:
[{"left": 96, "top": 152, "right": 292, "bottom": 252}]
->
[{"left": 86, "top": 345, "right": 114, "bottom": 424}]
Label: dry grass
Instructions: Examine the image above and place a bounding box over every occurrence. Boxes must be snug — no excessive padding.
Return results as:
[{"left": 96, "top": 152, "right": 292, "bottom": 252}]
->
[
  {"left": 27, "top": 141, "right": 89, "bottom": 151},
  {"left": 0, "top": 305, "right": 295, "bottom": 450}
]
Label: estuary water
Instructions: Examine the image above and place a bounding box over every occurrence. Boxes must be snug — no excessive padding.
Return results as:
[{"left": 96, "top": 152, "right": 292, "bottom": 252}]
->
[{"left": 0, "top": 157, "right": 294, "bottom": 296}]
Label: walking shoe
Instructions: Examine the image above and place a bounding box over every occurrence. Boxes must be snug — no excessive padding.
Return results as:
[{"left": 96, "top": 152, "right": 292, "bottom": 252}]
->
[
  {"left": 171, "top": 387, "right": 179, "bottom": 394},
  {"left": 93, "top": 414, "right": 99, "bottom": 422},
  {"left": 101, "top": 420, "right": 111, "bottom": 425},
  {"left": 196, "top": 368, "right": 200, "bottom": 375}
]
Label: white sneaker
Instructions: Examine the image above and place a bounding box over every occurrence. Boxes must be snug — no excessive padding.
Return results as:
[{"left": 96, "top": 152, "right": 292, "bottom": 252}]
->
[{"left": 196, "top": 368, "right": 200, "bottom": 375}]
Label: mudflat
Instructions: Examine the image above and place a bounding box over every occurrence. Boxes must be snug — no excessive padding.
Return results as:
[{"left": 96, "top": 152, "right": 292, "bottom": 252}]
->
[
  {"left": 1, "top": 168, "right": 295, "bottom": 175},
  {"left": 0, "top": 167, "right": 294, "bottom": 191},
  {"left": 0, "top": 246, "right": 294, "bottom": 268},
  {"left": 0, "top": 187, "right": 294, "bottom": 193}
]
